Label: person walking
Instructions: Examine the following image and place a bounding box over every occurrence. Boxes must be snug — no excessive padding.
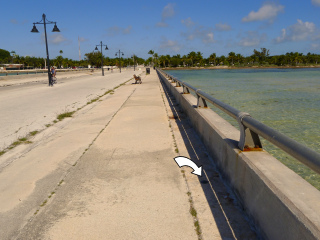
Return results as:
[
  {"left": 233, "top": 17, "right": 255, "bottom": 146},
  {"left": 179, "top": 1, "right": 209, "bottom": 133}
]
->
[
  {"left": 51, "top": 67, "right": 56, "bottom": 78},
  {"left": 49, "top": 67, "right": 56, "bottom": 86}
]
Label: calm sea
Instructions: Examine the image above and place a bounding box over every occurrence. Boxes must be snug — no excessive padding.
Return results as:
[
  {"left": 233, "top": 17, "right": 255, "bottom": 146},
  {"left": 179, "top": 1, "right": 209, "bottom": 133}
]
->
[{"left": 166, "top": 68, "right": 320, "bottom": 189}]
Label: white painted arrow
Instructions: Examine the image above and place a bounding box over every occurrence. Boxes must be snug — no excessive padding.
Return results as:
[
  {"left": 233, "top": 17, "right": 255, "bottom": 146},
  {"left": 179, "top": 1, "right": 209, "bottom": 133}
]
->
[{"left": 174, "top": 156, "right": 202, "bottom": 176}]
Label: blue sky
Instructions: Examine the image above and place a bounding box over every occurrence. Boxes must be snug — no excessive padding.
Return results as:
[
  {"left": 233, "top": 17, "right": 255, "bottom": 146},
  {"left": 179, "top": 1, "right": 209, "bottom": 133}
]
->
[{"left": 1, "top": 0, "right": 320, "bottom": 60}]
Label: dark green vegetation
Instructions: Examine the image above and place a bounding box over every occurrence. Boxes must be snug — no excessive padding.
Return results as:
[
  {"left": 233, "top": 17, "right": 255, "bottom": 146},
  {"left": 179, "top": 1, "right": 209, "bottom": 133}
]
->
[
  {"left": 149, "top": 48, "right": 320, "bottom": 68},
  {"left": 56, "top": 111, "right": 75, "bottom": 121},
  {"left": 0, "top": 49, "right": 11, "bottom": 60},
  {"left": 0, "top": 48, "right": 145, "bottom": 69},
  {"left": 1, "top": 47, "right": 319, "bottom": 69},
  {"left": 84, "top": 52, "right": 145, "bottom": 68}
]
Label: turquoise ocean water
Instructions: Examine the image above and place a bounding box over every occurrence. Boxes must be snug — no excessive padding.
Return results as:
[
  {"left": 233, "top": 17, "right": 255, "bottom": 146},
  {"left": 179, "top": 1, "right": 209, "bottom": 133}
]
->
[{"left": 166, "top": 68, "right": 320, "bottom": 189}]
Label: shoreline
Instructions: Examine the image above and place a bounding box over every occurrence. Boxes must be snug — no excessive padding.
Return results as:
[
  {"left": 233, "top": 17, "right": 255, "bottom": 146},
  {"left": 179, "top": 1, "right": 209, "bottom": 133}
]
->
[{"left": 162, "top": 65, "right": 320, "bottom": 70}]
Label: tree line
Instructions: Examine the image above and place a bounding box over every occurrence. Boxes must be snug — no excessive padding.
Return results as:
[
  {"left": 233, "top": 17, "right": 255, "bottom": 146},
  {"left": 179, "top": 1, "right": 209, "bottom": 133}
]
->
[
  {"left": 147, "top": 48, "right": 320, "bottom": 68},
  {"left": 0, "top": 48, "right": 145, "bottom": 69},
  {"left": 1, "top": 47, "right": 320, "bottom": 69}
]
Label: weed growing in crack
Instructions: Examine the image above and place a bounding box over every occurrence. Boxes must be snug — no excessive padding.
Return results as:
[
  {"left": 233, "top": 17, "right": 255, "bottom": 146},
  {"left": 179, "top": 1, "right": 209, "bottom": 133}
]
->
[
  {"left": 57, "top": 111, "right": 75, "bottom": 121},
  {"left": 40, "top": 200, "right": 47, "bottom": 207}
]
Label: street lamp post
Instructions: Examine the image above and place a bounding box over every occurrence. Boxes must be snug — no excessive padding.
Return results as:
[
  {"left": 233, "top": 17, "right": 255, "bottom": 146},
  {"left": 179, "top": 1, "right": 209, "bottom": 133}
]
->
[
  {"left": 115, "top": 50, "right": 124, "bottom": 73},
  {"left": 95, "top": 41, "right": 108, "bottom": 76},
  {"left": 31, "top": 13, "right": 60, "bottom": 86},
  {"left": 131, "top": 55, "right": 136, "bottom": 71}
]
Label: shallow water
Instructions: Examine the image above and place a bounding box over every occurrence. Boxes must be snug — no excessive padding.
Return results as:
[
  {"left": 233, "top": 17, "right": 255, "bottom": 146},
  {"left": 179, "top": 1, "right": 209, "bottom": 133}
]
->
[{"left": 166, "top": 68, "right": 320, "bottom": 189}]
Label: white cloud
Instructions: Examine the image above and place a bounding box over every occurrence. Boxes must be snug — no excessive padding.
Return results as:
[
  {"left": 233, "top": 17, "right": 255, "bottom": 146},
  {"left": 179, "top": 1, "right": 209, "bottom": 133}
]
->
[
  {"left": 10, "top": 19, "right": 18, "bottom": 24},
  {"left": 215, "top": 23, "right": 231, "bottom": 31},
  {"left": 238, "top": 31, "right": 267, "bottom": 47},
  {"left": 50, "top": 34, "right": 70, "bottom": 45},
  {"left": 274, "top": 19, "right": 316, "bottom": 43},
  {"left": 182, "top": 25, "right": 215, "bottom": 43},
  {"left": 312, "top": 0, "right": 320, "bottom": 6},
  {"left": 162, "top": 3, "right": 175, "bottom": 19},
  {"left": 157, "top": 3, "right": 176, "bottom": 28},
  {"left": 78, "top": 37, "right": 88, "bottom": 42},
  {"left": 311, "top": 43, "right": 320, "bottom": 49},
  {"left": 106, "top": 25, "right": 132, "bottom": 36},
  {"left": 156, "top": 22, "right": 168, "bottom": 28},
  {"left": 181, "top": 17, "right": 195, "bottom": 28},
  {"left": 159, "top": 38, "right": 181, "bottom": 52},
  {"left": 11, "top": 19, "right": 27, "bottom": 25},
  {"left": 123, "top": 25, "right": 132, "bottom": 34},
  {"left": 41, "top": 33, "right": 70, "bottom": 45},
  {"left": 242, "top": 3, "right": 284, "bottom": 22}
]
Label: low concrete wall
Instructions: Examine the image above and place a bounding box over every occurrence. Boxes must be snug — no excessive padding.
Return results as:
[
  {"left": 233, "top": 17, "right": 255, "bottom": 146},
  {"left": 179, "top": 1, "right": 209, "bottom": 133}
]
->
[
  {"left": 0, "top": 69, "right": 93, "bottom": 80},
  {"left": 157, "top": 70, "right": 320, "bottom": 240}
]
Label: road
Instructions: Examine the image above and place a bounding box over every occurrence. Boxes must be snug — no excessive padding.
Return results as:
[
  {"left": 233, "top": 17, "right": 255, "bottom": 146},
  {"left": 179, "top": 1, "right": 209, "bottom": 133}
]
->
[{"left": 0, "top": 69, "right": 142, "bottom": 154}]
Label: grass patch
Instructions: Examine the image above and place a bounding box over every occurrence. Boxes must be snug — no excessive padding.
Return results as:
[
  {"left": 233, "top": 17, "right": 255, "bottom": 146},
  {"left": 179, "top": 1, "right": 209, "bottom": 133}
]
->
[
  {"left": 48, "top": 191, "right": 55, "bottom": 198},
  {"left": 58, "top": 180, "right": 64, "bottom": 186},
  {"left": 18, "top": 137, "right": 28, "bottom": 142},
  {"left": 30, "top": 130, "right": 39, "bottom": 136},
  {"left": 40, "top": 200, "right": 47, "bottom": 207},
  {"left": 87, "top": 97, "right": 99, "bottom": 105},
  {"left": 57, "top": 111, "right": 75, "bottom": 121},
  {"left": 0, "top": 151, "right": 5, "bottom": 156},
  {"left": 190, "top": 206, "right": 197, "bottom": 217},
  {"left": 194, "top": 220, "right": 201, "bottom": 237},
  {"left": 12, "top": 141, "right": 22, "bottom": 146}
]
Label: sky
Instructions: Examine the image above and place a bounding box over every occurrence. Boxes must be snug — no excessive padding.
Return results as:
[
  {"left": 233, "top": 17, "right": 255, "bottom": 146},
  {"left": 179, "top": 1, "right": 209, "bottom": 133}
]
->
[{"left": 1, "top": 0, "right": 320, "bottom": 60}]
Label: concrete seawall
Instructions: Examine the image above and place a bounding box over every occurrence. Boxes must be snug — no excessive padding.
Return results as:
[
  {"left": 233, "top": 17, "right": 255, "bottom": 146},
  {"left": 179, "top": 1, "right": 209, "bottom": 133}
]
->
[{"left": 157, "top": 69, "right": 320, "bottom": 239}]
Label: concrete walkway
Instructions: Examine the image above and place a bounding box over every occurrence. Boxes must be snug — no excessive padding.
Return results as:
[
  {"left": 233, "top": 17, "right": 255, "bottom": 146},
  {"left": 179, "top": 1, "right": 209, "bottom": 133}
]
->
[{"left": 1, "top": 69, "right": 257, "bottom": 239}]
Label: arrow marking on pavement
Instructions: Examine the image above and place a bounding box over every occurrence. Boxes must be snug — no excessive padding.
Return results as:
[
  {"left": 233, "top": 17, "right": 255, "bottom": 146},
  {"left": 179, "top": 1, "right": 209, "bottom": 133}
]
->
[{"left": 174, "top": 156, "right": 202, "bottom": 176}]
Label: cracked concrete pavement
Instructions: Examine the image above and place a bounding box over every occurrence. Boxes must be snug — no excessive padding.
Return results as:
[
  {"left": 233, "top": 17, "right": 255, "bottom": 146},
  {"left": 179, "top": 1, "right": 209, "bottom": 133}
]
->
[{"left": 0, "top": 69, "right": 257, "bottom": 240}]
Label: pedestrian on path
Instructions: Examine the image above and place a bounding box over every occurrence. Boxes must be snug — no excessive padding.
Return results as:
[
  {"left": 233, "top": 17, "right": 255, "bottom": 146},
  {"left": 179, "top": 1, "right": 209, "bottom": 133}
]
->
[{"left": 51, "top": 67, "right": 56, "bottom": 78}]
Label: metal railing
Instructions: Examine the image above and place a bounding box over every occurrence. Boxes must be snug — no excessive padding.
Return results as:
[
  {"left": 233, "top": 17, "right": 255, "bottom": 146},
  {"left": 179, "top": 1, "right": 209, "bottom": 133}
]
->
[{"left": 157, "top": 68, "right": 320, "bottom": 175}]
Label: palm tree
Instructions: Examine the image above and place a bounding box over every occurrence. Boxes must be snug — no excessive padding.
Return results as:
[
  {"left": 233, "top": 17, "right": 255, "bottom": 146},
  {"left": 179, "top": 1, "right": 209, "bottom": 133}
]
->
[
  {"left": 159, "top": 55, "right": 166, "bottom": 68},
  {"left": 293, "top": 52, "right": 303, "bottom": 65},
  {"left": 165, "top": 55, "right": 171, "bottom": 67},
  {"left": 182, "top": 55, "right": 187, "bottom": 67},
  {"left": 187, "top": 51, "right": 196, "bottom": 67},
  {"left": 10, "top": 51, "right": 16, "bottom": 63},
  {"left": 209, "top": 53, "right": 216, "bottom": 66},
  {"left": 228, "top": 52, "right": 236, "bottom": 65},
  {"left": 154, "top": 53, "right": 159, "bottom": 67},
  {"left": 59, "top": 50, "right": 63, "bottom": 55},
  {"left": 236, "top": 54, "right": 243, "bottom": 64},
  {"left": 196, "top": 51, "right": 203, "bottom": 66},
  {"left": 148, "top": 50, "right": 154, "bottom": 66}
]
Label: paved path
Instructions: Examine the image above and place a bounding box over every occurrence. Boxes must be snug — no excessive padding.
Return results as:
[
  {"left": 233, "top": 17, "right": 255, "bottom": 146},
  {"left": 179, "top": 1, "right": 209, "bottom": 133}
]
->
[
  {"left": 0, "top": 69, "right": 257, "bottom": 239},
  {"left": 0, "top": 68, "right": 141, "bottom": 152}
]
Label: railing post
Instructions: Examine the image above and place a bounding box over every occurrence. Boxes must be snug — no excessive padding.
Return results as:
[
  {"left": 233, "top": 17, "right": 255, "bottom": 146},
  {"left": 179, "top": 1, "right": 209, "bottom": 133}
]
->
[
  {"left": 196, "top": 90, "right": 207, "bottom": 108},
  {"left": 183, "top": 85, "right": 190, "bottom": 94},
  {"left": 237, "top": 112, "right": 262, "bottom": 150}
]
